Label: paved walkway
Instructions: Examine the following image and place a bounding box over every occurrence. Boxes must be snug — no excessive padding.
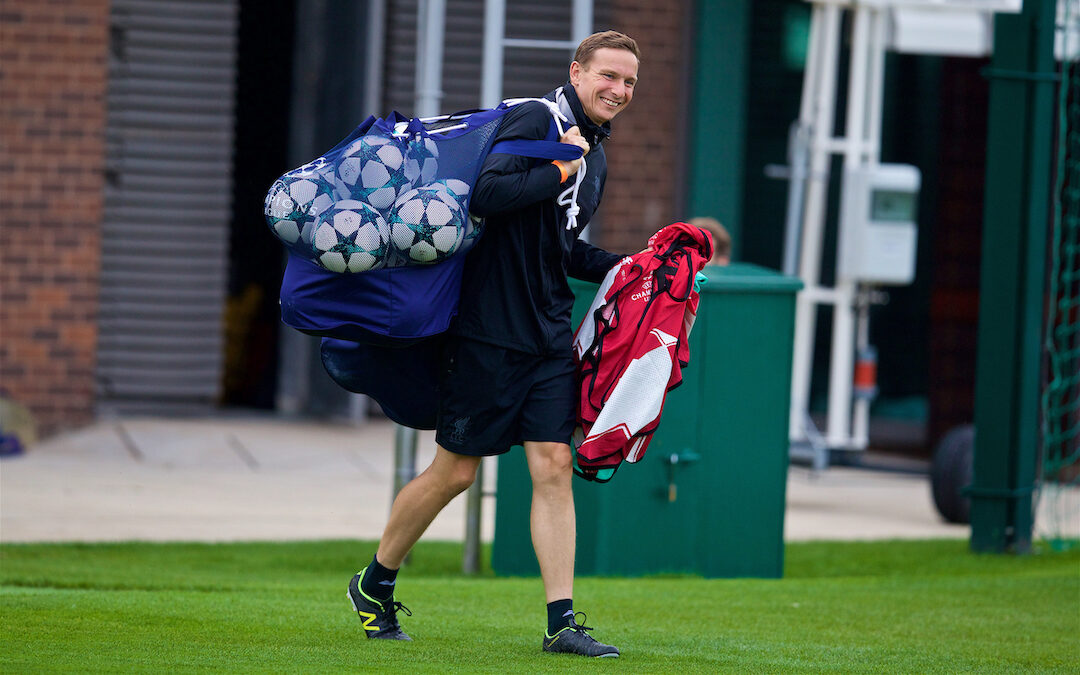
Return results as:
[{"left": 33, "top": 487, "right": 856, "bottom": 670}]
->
[{"left": 2, "top": 415, "right": 1068, "bottom": 545}]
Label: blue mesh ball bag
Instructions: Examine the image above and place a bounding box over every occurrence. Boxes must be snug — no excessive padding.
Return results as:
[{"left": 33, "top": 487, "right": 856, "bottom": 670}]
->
[{"left": 267, "top": 101, "right": 581, "bottom": 428}]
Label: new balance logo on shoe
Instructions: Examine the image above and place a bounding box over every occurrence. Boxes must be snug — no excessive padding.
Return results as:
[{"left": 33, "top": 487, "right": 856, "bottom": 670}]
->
[{"left": 357, "top": 610, "right": 380, "bottom": 633}]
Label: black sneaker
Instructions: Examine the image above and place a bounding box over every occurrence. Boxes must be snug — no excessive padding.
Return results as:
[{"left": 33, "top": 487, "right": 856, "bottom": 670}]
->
[
  {"left": 542, "top": 612, "right": 619, "bottom": 658},
  {"left": 347, "top": 569, "right": 412, "bottom": 640}
]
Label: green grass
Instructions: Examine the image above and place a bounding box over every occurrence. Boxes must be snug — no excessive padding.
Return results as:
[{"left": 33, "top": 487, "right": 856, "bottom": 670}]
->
[{"left": 2, "top": 539, "right": 1077, "bottom": 673}]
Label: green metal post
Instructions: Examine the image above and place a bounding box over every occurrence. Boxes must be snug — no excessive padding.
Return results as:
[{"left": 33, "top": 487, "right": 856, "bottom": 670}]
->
[
  {"left": 686, "top": 0, "right": 750, "bottom": 256},
  {"left": 970, "top": 0, "right": 1056, "bottom": 553}
]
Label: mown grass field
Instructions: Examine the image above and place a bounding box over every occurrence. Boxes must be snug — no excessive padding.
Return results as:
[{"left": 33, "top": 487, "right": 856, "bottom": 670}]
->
[{"left": 2, "top": 539, "right": 1077, "bottom": 673}]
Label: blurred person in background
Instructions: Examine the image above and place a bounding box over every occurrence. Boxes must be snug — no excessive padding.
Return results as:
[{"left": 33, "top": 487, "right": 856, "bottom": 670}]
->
[{"left": 690, "top": 216, "right": 731, "bottom": 266}]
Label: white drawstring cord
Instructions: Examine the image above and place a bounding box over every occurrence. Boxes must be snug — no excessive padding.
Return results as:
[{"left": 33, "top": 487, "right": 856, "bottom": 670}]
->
[
  {"left": 501, "top": 97, "right": 586, "bottom": 230},
  {"left": 420, "top": 97, "right": 582, "bottom": 228},
  {"left": 557, "top": 157, "right": 586, "bottom": 230},
  {"left": 500, "top": 97, "right": 569, "bottom": 136}
]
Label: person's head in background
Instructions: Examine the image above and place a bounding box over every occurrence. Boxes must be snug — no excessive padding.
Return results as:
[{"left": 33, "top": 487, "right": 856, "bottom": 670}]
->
[{"left": 689, "top": 216, "right": 731, "bottom": 266}]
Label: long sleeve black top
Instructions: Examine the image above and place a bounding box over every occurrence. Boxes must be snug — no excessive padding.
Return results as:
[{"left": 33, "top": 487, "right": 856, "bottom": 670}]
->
[{"left": 450, "top": 84, "right": 623, "bottom": 356}]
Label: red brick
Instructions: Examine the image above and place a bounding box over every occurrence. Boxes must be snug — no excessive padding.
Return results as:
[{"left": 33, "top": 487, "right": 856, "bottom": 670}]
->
[
  {"left": 593, "top": 4, "right": 689, "bottom": 252},
  {"left": 0, "top": 0, "right": 108, "bottom": 437}
]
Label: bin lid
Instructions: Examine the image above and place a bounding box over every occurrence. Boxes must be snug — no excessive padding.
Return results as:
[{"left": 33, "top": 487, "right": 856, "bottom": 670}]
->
[
  {"left": 699, "top": 263, "right": 803, "bottom": 294},
  {"left": 568, "top": 262, "right": 803, "bottom": 296}
]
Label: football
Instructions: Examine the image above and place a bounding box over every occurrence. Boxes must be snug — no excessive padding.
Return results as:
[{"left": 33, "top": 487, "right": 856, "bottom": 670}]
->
[
  {"left": 436, "top": 178, "right": 470, "bottom": 200},
  {"left": 388, "top": 185, "right": 467, "bottom": 264},
  {"left": 308, "top": 200, "right": 390, "bottom": 273},
  {"left": 404, "top": 135, "right": 440, "bottom": 187},
  {"left": 434, "top": 178, "right": 483, "bottom": 254},
  {"left": 460, "top": 214, "right": 485, "bottom": 254},
  {"left": 264, "top": 171, "right": 337, "bottom": 246},
  {"left": 337, "top": 136, "right": 410, "bottom": 212}
]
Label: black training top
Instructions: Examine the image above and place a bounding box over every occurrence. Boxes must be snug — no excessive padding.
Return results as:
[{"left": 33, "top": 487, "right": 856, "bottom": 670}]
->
[{"left": 451, "top": 84, "right": 623, "bottom": 356}]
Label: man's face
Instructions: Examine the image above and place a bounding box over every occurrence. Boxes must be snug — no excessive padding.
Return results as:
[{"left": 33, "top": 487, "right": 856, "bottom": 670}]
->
[{"left": 569, "top": 47, "right": 639, "bottom": 126}]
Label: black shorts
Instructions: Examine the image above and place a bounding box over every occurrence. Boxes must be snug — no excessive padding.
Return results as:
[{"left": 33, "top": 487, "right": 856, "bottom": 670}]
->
[{"left": 436, "top": 337, "right": 577, "bottom": 456}]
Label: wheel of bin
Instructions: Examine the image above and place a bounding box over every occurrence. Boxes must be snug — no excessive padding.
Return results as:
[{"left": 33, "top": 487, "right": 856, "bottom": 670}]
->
[{"left": 930, "top": 424, "right": 974, "bottom": 524}]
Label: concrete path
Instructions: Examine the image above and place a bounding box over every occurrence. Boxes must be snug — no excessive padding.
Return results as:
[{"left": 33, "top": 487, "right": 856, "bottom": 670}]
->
[{"left": 2, "top": 415, "right": 1070, "bottom": 545}]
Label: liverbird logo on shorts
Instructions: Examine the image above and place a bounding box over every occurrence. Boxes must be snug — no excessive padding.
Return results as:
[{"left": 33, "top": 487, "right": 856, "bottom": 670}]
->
[{"left": 447, "top": 416, "right": 471, "bottom": 444}]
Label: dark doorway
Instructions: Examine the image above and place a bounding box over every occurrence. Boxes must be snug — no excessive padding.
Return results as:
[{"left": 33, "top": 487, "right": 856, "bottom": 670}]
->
[{"left": 225, "top": 1, "right": 298, "bottom": 408}]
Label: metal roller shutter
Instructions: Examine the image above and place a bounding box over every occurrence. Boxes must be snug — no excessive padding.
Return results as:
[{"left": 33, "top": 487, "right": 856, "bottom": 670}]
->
[{"left": 96, "top": 0, "right": 238, "bottom": 415}]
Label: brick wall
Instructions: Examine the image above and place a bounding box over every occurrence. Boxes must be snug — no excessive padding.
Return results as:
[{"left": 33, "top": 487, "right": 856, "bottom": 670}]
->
[
  {"left": 0, "top": 0, "right": 109, "bottom": 436},
  {"left": 595, "top": 1, "right": 689, "bottom": 254}
]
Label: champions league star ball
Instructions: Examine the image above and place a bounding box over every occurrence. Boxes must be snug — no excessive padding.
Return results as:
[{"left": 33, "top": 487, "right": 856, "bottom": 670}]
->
[
  {"left": 308, "top": 200, "right": 390, "bottom": 273},
  {"left": 435, "top": 178, "right": 470, "bottom": 201},
  {"left": 264, "top": 172, "right": 337, "bottom": 246},
  {"left": 404, "top": 136, "right": 440, "bottom": 186},
  {"left": 433, "top": 178, "right": 483, "bottom": 254},
  {"left": 336, "top": 136, "right": 410, "bottom": 212},
  {"left": 389, "top": 185, "right": 467, "bottom": 264},
  {"left": 460, "top": 214, "right": 484, "bottom": 253}
]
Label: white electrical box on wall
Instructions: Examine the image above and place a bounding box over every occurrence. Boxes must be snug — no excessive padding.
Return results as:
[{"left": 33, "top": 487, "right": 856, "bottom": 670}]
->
[{"left": 837, "top": 163, "right": 920, "bottom": 285}]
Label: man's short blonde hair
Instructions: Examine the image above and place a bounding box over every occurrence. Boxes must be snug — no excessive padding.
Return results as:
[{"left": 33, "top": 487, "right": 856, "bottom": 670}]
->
[{"left": 574, "top": 31, "right": 641, "bottom": 68}]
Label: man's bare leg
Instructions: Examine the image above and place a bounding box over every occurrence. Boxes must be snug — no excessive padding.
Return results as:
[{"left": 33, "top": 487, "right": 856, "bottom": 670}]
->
[
  {"left": 526, "top": 440, "right": 619, "bottom": 656},
  {"left": 376, "top": 445, "right": 481, "bottom": 568},
  {"left": 348, "top": 445, "right": 479, "bottom": 640},
  {"left": 524, "top": 441, "right": 575, "bottom": 602}
]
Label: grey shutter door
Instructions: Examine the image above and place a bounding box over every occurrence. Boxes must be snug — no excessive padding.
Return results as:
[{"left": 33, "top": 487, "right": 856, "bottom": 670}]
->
[
  {"left": 383, "top": 0, "right": 611, "bottom": 115},
  {"left": 97, "top": 0, "right": 238, "bottom": 415}
]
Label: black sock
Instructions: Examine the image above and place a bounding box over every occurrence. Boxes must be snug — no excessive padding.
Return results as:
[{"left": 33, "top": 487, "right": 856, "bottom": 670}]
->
[
  {"left": 546, "top": 599, "right": 574, "bottom": 635},
  {"left": 360, "top": 554, "right": 398, "bottom": 602}
]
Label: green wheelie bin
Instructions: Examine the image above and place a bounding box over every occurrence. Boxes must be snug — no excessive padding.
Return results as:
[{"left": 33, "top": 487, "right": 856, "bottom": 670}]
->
[{"left": 491, "top": 263, "right": 802, "bottom": 578}]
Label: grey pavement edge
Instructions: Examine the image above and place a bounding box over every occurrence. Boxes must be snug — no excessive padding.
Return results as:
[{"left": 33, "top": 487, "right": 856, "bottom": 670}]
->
[{"left": 1, "top": 416, "right": 1075, "bottom": 544}]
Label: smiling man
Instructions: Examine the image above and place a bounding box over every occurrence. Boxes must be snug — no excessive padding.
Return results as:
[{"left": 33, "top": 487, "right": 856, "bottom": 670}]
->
[
  {"left": 347, "top": 31, "right": 641, "bottom": 658},
  {"left": 569, "top": 40, "right": 637, "bottom": 124}
]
